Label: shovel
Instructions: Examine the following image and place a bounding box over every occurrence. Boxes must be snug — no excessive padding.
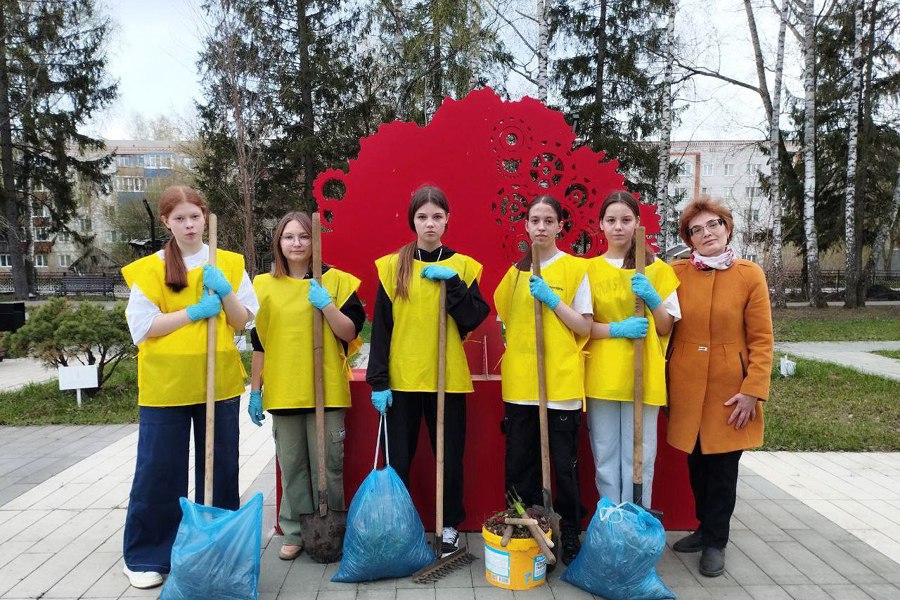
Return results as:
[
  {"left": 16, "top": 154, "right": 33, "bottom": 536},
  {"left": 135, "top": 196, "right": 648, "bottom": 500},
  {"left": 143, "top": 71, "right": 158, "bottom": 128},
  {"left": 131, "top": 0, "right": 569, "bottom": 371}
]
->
[
  {"left": 411, "top": 280, "right": 476, "bottom": 583},
  {"left": 531, "top": 242, "right": 562, "bottom": 565},
  {"left": 203, "top": 214, "right": 218, "bottom": 506},
  {"left": 298, "top": 212, "right": 347, "bottom": 563},
  {"left": 632, "top": 226, "right": 663, "bottom": 522}
]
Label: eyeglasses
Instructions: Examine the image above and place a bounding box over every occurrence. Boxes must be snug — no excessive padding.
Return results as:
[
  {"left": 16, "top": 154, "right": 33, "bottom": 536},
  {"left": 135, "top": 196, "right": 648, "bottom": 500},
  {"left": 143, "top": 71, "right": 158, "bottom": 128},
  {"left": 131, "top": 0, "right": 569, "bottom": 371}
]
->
[
  {"left": 281, "top": 234, "right": 310, "bottom": 244},
  {"left": 688, "top": 218, "right": 725, "bottom": 238}
]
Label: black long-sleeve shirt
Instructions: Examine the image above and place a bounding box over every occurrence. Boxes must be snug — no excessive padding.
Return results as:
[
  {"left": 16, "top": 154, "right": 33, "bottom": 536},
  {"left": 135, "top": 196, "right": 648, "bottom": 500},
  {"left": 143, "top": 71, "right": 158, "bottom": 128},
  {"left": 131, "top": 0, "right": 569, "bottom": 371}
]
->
[{"left": 365, "top": 246, "right": 491, "bottom": 392}]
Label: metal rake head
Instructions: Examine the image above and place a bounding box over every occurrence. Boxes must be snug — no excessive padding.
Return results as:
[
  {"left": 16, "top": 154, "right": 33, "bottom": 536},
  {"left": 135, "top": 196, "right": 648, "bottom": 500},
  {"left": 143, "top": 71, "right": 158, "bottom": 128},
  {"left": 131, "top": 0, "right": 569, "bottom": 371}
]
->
[{"left": 411, "top": 549, "right": 477, "bottom": 584}]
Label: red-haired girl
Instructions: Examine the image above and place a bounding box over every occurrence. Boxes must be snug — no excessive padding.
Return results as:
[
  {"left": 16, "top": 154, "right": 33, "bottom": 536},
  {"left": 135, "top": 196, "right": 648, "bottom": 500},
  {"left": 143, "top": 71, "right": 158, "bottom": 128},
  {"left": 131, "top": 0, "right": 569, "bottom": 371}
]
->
[{"left": 120, "top": 186, "right": 258, "bottom": 588}]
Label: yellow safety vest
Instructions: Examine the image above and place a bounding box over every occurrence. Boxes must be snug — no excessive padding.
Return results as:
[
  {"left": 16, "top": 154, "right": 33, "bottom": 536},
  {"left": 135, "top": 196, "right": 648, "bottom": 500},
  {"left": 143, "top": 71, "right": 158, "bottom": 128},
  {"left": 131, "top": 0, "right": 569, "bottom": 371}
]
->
[
  {"left": 584, "top": 257, "right": 680, "bottom": 406},
  {"left": 253, "top": 269, "right": 361, "bottom": 410},
  {"left": 375, "top": 252, "right": 483, "bottom": 394},
  {"left": 494, "top": 254, "right": 589, "bottom": 402},
  {"left": 122, "top": 250, "right": 247, "bottom": 407}
]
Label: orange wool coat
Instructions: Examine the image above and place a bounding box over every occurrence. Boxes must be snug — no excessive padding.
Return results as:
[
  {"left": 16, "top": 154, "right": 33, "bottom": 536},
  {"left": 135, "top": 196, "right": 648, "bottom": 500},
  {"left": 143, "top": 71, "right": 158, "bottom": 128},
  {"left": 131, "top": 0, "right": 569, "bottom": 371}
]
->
[{"left": 666, "top": 259, "right": 774, "bottom": 455}]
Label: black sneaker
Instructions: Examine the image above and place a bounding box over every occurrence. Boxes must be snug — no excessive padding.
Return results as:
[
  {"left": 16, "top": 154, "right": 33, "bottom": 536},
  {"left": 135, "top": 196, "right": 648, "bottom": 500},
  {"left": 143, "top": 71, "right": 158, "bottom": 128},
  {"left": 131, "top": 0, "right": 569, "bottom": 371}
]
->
[
  {"left": 673, "top": 530, "right": 703, "bottom": 553},
  {"left": 441, "top": 527, "right": 460, "bottom": 557},
  {"left": 561, "top": 527, "right": 581, "bottom": 565}
]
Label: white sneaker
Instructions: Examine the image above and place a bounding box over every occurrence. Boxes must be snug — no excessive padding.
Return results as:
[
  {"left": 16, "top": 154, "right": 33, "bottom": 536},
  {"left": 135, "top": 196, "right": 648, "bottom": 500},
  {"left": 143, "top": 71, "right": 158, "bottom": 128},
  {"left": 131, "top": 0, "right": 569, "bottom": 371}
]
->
[
  {"left": 441, "top": 526, "right": 460, "bottom": 557},
  {"left": 123, "top": 565, "right": 163, "bottom": 589}
]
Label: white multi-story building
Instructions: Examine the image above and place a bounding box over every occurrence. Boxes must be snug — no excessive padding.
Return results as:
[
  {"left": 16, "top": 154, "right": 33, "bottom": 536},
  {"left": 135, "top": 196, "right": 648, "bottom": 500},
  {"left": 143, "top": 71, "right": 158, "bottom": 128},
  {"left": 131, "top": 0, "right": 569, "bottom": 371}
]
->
[
  {"left": 0, "top": 140, "right": 193, "bottom": 276},
  {"left": 666, "top": 139, "right": 791, "bottom": 265}
]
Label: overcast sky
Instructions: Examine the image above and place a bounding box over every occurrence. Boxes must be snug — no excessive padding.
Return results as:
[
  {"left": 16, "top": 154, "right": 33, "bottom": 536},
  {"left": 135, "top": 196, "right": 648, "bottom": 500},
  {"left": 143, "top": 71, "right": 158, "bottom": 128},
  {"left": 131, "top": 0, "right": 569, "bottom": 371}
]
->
[{"left": 90, "top": 0, "right": 807, "bottom": 143}]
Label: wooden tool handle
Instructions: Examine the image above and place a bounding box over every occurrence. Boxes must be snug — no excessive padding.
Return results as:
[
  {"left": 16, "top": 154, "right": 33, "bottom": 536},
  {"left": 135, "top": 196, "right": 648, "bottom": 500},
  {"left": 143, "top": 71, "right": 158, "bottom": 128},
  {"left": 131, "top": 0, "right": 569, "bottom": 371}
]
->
[
  {"left": 435, "top": 280, "right": 447, "bottom": 553},
  {"left": 632, "top": 226, "right": 646, "bottom": 493},
  {"left": 529, "top": 524, "right": 557, "bottom": 563},
  {"left": 531, "top": 244, "right": 553, "bottom": 507},
  {"left": 204, "top": 214, "right": 217, "bottom": 507},
  {"left": 501, "top": 525, "right": 514, "bottom": 547},
  {"left": 312, "top": 213, "right": 328, "bottom": 515}
]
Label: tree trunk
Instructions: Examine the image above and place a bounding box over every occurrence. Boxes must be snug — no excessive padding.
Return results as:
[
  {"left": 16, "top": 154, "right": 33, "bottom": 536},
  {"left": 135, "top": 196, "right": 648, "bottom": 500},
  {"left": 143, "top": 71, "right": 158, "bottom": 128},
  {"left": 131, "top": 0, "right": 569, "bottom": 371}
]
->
[
  {"left": 298, "top": 0, "right": 316, "bottom": 211},
  {"left": 467, "top": 0, "right": 482, "bottom": 91},
  {"left": 537, "top": 0, "right": 548, "bottom": 103},
  {"left": 768, "top": 0, "right": 789, "bottom": 308},
  {"left": 843, "top": 1, "right": 864, "bottom": 308},
  {"left": 855, "top": 0, "right": 879, "bottom": 305},
  {"left": 655, "top": 3, "right": 675, "bottom": 253},
  {"left": 430, "top": 2, "right": 443, "bottom": 117},
  {"left": 862, "top": 165, "right": 900, "bottom": 287},
  {"left": 0, "top": 7, "right": 28, "bottom": 300},
  {"left": 224, "top": 16, "right": 256, "bottom": 276},
  {"left": 594, "top": 0, "right": 608, "bottom": 139},
  {"left": 802, "top": 0, "right": 826, "bottom": 308}
]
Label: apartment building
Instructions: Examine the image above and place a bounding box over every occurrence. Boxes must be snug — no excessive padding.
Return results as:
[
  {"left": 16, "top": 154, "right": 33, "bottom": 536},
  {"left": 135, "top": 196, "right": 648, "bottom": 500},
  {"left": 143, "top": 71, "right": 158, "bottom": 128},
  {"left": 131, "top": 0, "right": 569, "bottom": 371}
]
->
[
  {"left": 0, "top": 140, "right": 192, "bottom": 276},
  {"left": 666, "top": 139, "right": 784, "bottom": 265}
]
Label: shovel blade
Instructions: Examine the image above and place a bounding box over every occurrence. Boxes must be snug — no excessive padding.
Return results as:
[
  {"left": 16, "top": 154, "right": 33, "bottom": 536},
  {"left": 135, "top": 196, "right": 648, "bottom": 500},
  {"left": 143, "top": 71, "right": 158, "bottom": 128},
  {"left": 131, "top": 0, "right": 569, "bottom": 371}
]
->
[{"left": 298, "top": 510, "right": 347, "bottom": 564}]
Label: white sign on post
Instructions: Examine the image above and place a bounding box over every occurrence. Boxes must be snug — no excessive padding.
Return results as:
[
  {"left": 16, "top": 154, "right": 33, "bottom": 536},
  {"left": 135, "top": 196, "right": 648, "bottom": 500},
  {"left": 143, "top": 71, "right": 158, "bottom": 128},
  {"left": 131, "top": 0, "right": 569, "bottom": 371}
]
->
[{"left": 58, "top": 365, "right": 99, "bottom": 408}]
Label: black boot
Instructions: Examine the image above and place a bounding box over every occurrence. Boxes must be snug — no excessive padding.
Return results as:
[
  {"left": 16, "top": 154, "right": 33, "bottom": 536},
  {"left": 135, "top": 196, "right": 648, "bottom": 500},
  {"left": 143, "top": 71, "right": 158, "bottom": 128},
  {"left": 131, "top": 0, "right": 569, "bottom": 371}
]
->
[
  {"left": 673, "top": 530, "right": 703, "bottom": 553},
  {"left": 699, "top": 547, "right": 725, "bottom": 577},
  {"left": 560, "top": 525, "right": 581, "bottom": 566}
]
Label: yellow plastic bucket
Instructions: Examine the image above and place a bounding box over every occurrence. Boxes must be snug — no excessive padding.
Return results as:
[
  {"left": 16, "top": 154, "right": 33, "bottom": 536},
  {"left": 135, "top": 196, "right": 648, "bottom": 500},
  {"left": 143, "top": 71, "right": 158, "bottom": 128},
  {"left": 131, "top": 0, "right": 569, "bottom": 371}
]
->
[{"left": 481, "top": 526, "right": 551, "bottom": 590}]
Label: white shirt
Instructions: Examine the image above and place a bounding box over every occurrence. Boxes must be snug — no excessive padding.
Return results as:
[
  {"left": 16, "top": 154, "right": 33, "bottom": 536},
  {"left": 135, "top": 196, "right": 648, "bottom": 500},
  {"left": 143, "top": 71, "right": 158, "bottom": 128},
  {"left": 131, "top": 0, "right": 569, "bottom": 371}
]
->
[
  {"left": 602, "top": 256, "right": 681, "bottom": 320},
  {"left": 125, "top": 244, "right": 259, "bottom": 345},
  {"left": 508, "top": 250, "right": 592, "bottom": 411}
]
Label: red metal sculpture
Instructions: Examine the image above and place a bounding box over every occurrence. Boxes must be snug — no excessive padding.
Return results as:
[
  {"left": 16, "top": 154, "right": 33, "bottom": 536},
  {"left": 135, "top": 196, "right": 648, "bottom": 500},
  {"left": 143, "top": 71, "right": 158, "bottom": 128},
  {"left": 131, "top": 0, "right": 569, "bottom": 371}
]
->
[{"left": 298, "top": 88, "right": 694, "bottom": 532}]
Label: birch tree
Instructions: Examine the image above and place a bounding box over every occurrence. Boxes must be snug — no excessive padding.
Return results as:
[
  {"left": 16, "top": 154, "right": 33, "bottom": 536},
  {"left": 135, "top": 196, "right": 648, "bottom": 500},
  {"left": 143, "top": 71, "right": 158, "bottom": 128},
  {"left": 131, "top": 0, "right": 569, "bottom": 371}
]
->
[
  {"left": 862, "top": 166, "right": 900, "bottom": 289},
  {"left": 536, "top": 0, "right": 548, "bottom": 102},
  {"left": 655, "top": 3, "right": 676, "bottom": 252},
  {"left": 843, "top": 1, "right": 864, "bottom": 308},
  {"left": 769, "top": 0, "right": 790, "bottom": 308},
  {"left": 801, "top": 0, "right": 826, "bottom": 308}
]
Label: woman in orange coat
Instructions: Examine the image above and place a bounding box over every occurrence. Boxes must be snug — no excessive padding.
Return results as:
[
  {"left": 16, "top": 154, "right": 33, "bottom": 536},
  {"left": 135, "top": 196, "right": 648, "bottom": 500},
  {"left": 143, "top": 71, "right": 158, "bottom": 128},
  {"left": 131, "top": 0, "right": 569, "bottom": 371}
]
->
[{"left": 667, "top": 198, "right": 773, "bottom": 579}]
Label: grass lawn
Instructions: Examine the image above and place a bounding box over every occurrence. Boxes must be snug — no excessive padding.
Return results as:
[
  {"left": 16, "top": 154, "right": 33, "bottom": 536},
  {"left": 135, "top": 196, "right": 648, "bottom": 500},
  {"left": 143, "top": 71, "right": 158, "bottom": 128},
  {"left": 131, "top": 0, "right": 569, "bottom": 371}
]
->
[
  {"left": 764, "top": 357, "right": 900, "bottom": 451},
  {"left": 773, "top": 306, "right": 900, "bottom": 342},
  {"left": 871, "top": 350, "right": 900, "bottom": 360},
  {"left": 0, "top": 359, "right": 140, "bottom": 426}
]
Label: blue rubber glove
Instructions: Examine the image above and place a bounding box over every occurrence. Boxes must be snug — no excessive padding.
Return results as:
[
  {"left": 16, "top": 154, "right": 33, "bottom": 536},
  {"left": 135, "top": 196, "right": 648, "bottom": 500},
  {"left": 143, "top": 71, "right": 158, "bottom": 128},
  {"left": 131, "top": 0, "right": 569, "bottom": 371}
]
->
[
  {"left": 308, "top": 279, "right": 332, "bottom": 310},
  {"left": 203, "top": 264, "right": 233, "bottom": 298},
  {"left": 248, "top": 390, "right": 265, "bottom": 426},
  {"left": 420, "top": 265, "right": 458, "bottom": 280},
  {"left": 186, "top": 287, "right": 222, "bottom": 322},
  {"left": 529, "top": 275, "right": 561, "bottom": 310},
  {"left": 609, "top": 317, "right": 649, "bottom": 339},
  {"left": 371, "top": 389, "right": 393, "bottom": 414},
  {"left": 631, "top": 274, "right": 662, "bottom": 310}
]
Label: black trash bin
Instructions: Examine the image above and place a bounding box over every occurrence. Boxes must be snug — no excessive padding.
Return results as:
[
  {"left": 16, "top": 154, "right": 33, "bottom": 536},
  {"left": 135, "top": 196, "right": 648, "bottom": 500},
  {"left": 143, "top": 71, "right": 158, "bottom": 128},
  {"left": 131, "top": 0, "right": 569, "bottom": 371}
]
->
[{"left": 0, "top": 302, "right": 26, "bottom": 333}]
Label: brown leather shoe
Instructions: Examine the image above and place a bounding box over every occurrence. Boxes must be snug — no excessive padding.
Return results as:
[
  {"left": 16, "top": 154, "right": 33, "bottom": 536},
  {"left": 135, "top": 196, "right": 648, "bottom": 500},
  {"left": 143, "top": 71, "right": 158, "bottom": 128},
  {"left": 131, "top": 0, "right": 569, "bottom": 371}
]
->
[{"left": 279, "top": 544, "right": 303, "bottom": 560}]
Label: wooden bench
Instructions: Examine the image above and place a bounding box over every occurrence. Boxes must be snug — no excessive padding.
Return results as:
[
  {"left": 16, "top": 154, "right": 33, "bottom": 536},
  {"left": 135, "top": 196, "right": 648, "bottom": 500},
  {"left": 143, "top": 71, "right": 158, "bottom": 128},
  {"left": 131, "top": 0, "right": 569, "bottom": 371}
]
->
[{"left": 57, "top": 276, "right": 116, "bottom": 298}]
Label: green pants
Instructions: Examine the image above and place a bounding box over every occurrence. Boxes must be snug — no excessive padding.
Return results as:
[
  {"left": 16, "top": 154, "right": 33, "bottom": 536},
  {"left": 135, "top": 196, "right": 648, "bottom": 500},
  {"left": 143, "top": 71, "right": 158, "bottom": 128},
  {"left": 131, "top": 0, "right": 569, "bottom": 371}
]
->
[{"left": 272, "top": 410, "right": 346, "bottom": 546}]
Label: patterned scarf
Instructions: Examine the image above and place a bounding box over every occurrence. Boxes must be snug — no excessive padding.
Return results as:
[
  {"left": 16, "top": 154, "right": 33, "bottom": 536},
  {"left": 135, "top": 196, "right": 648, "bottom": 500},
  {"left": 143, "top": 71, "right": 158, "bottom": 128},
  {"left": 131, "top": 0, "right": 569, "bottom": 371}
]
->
[{"left": 690, "top": 246, "right": 735, "bottom": 271}]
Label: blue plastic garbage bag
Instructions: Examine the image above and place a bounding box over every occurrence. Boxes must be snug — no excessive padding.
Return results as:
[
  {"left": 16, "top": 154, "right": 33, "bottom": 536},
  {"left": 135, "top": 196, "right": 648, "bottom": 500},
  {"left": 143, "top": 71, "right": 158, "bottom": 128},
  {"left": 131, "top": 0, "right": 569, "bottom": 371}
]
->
[
  {"left": 562, "top": 497, "right": 676, "bottom": 600},
  {"left": 333, "top": 416, "right": 434, "bottom": 582},
  {"left": 160, "top": 493, "right": 263, "bottom": 600}
]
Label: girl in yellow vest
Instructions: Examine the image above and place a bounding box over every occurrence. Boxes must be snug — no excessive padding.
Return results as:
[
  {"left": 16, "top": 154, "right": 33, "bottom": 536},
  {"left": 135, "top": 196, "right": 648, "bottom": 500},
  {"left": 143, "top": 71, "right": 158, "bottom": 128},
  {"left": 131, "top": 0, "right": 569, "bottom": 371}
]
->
[
  {"left": 493, "top": 194, "right": 593, "bottom": 565},
  {"left": 120, "top": 186, "right": 258, "bottom": 589},
  {"left": 248, "top": 211, "right": 365, "bottom": 561},
  {"left": 584, "top": 191, "right": 680, "bottom": 508},
  {"left": 365, "top": 185, "right": 490, "bottom": 557}
]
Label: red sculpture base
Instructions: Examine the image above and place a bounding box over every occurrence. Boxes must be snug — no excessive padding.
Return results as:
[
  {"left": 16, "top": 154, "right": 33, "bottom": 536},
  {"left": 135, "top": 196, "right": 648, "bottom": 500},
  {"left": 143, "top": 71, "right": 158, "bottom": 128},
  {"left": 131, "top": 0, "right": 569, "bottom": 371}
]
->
[{"left": 274, "top": 371, "right": 698, "bottom": 532}]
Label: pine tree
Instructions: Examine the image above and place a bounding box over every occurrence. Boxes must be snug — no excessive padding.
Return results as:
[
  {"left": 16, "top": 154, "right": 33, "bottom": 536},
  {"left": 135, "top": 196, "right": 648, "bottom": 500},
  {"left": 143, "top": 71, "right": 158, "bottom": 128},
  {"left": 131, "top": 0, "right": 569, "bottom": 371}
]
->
[
  {"left": 0, "top": 0, "right": 116, "bottom": 299},
  {"left": 552, "top": 0, "right": 676, "bottom": 201}
]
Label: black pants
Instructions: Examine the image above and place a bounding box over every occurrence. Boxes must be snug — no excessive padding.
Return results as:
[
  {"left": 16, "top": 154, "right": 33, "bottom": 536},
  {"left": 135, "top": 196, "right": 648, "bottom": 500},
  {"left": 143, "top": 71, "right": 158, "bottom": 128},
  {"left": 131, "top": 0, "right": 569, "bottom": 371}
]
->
[
  {"left": 503, "top": 402, "right": 583, "bottom": 529},
  {"left": 385, "top": 390, "right": 467, "bottom": 527},
  {"left": 688, "top": 439, "right": 743, "bottom": 549}
]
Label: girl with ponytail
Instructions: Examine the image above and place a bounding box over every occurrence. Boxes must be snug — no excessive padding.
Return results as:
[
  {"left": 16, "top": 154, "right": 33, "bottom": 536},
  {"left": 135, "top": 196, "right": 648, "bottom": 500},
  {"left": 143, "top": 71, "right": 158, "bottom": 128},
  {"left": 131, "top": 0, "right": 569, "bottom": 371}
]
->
[
  {"left": 583, "top": 190, "right": 680, "bottom": 509},
  {"left": 120, "top": 186, "right": 259, "bottom": 589},
  {"left": 493, "top": 194, "right": 594, "bottom": 566},
  {"left": 365, "top": 185, "right": 490, "bottom": 556}
]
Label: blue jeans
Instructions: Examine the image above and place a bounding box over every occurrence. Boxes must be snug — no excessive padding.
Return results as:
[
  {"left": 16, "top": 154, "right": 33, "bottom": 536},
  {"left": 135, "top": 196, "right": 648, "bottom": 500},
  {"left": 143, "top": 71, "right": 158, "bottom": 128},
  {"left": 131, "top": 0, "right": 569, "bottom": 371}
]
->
[{"left": 123, "top": 397, "right": 240, "bottom": 572}]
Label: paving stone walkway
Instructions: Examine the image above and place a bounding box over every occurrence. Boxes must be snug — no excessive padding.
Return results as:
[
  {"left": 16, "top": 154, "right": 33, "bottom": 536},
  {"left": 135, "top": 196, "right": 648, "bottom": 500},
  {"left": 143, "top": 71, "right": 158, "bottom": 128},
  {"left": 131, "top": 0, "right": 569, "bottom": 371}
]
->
[
  {"left": 0, "top": 398, "right": 898, "bottom": 599},
  {"left": 776, "top": 341, "right": 900, "bottom": 381},
  {"left": 0, "top": 358, "right": 56, "bottom": 393}
]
